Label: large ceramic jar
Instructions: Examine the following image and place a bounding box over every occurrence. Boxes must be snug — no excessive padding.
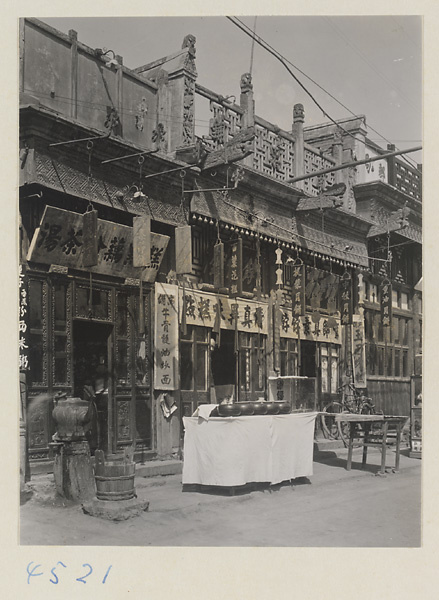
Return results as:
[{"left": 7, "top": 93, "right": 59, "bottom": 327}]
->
[
  {"left": 52, "top": 396, "right": 93, "bottom": 441},
  {"left": 265, "top": 402, "right": 280, "bottom": 415},
  {"left": 218, "top": 403, "right": 242, "bottom": 417}
]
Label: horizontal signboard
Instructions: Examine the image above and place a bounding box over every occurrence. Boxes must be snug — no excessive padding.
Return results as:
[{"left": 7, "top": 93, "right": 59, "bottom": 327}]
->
[{"left": 27, "top": 206, "right": 169, "bottom": 281}]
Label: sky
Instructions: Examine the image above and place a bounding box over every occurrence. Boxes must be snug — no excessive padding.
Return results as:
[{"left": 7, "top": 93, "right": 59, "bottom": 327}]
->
[{"left": 42, "top": 16, "right": 422, "bottom": 165}]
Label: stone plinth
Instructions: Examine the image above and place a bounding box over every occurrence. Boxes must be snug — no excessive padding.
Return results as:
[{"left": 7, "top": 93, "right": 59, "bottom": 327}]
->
[
  {"left": 53, "top": 440, "right": 96, "bottom": 502},
  {"left": 82, "top": 497, "right": 149, "bottom": 521}
]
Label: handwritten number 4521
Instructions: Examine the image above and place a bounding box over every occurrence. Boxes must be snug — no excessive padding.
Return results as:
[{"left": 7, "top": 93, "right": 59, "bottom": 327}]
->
[{"left": 27, "top": 562, "right": 112, "bottom": 584}]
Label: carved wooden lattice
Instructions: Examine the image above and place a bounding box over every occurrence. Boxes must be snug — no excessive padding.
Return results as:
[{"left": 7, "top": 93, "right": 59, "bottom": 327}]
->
[
  {"left": 206, "top": 101, "right": 242, "bottom": 150},
  {"left": 252, "top": 125, "right": 295, "bottom": 181},
  {"left": 303, "top": 148, "right": 336, "bottom": 196}
]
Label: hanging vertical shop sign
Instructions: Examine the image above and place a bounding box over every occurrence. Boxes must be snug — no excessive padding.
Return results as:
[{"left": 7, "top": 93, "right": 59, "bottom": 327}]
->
[
  {"left": 154, "top": 283, "right": 179, "bottom": 390},
  {"left": 18, "top": 265, "right": 29, "bottom": 372},
  {"left": 291, "top": 262, "right": 305, "bottom": 317},
  {"left": 351, "top": 314, "right": 367, "bottom": 388},
  {"left": 340, "top": 272, "right": 353, "bottom": 325},
  {"left": 380, "top": 278, "right": 392, "bottom": 327},
  {"left": 82, "top": 208, "right": 98, "bottom": 267},
  {"left": 213, "top": 242, "right": 225, "bottom": 289},
  {"left": 175, "top": 225, "right": 192, "bottom": 275},
  {"left": 133, "top": 216, "right": 151, "bottom": 267},
  {"left": 225, "top": 238, "right": 243, "bottom": 297}
]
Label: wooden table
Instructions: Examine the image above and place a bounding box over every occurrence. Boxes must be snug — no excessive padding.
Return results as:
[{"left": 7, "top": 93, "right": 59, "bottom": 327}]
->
[{"left": 335, "top": 414, "right": 408, "bottom": 475}]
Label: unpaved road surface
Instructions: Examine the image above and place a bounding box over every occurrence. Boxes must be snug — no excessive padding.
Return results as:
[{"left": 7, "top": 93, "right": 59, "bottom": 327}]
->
[{"left": 20, "top": 449, "right": 421, "bottom": 547}]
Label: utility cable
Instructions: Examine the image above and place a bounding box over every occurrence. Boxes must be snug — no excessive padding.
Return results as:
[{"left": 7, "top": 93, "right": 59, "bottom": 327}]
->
[
  {"left": 322, "top": 16, "right": 418, "bottom": 111},
  {"left": 228, "top": 16, "right": 421, "bottom": 173},
  {"left": 227, "top": 16, "right": 362, "bottom": 148}
]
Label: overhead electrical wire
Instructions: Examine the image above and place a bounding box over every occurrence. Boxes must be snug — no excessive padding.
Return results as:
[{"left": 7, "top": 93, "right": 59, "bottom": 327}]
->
[
  {"left": 226, "top": 16, "right": 362, "bottom": 148},
  {"left": 227, "top": 16, "right": 421, "bottom": 173},
  {"left": 322, "top": 16, "right": 418, "bottom": 111}
]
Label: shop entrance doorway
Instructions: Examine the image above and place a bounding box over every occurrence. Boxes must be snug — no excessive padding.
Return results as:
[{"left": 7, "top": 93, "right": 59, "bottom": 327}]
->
[
  {"left": 210, "top": 330, "right": 237, "bottom": 403},
  {"left": 300, "top": 340, "right": 317, "bottom": 377},
  {"left": 73, "top": 320, "right": 113, "bottom": 454}
]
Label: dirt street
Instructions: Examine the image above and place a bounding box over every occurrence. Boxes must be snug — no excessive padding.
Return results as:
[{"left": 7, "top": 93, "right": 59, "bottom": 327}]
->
[{"left": 20, "top": 447, "right": 421, "bottom": 547}]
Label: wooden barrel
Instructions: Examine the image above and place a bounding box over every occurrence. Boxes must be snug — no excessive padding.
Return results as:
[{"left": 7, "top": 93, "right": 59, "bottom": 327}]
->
[{"left": 94, "top": 450, "right": 135, "bottom": 501}]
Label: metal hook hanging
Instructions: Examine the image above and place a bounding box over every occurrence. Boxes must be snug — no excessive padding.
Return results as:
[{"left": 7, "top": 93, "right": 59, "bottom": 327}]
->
[
  {"left": 215, "top": 219, "right": 221, "bottom": 244},
  {"left": 138, "top": 155, "right": 145, "bottom": 190},
  {"left": 86, "top": 141, "right": 94, "bottom": 179}
]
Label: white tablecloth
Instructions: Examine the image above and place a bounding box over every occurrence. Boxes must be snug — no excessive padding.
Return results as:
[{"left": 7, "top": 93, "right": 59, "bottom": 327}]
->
[{"left": 182, "top": 412, "right": 318, "bottom": 486}]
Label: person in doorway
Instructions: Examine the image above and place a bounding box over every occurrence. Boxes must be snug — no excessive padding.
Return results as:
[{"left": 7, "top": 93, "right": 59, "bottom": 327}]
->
[{"left": 82, "top": 355, "right": 109, "bottom": 454}]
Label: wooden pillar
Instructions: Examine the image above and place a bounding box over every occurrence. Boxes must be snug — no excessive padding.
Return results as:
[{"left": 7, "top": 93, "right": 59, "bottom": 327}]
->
[
  {"left": 240, "top": 73, "right": 255, "bottom": 168},
  {"left": 292, "top": 104, "right": 305, "bottom": 189}
]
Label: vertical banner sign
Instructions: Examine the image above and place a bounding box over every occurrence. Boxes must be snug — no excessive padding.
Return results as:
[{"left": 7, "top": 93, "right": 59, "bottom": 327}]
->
[
  {"left": 291, "top": 262, "right": 305, "bottom": 317},
  {"left": 380, "top": 279, "right": 392, "bottom": 327},
  {"left": 82, "top": 209, "right": 98, "bottom": 267},
  {"left": 340, "top": 273, "right": 353, "bottom": 325},
  {"left": 18, "top": 265, "right": 29, "bottom": 371},
  {"left": 351, "top": 314, "right": 367, "bottom": 388},
  {"left": 175, "top": 225, "right": 192, "bottom": 275},
  {"left": 227, "top": 238, "right": 243, "bottom": 298},
  {"left": 213, "top": 242, "right": 225, "bottom": 289},
  {"left": 154, "top": 283, "right": 179, "bottom": 390},
  {"left": 133, "top": 216, "right": 151, "bottom": 267}
]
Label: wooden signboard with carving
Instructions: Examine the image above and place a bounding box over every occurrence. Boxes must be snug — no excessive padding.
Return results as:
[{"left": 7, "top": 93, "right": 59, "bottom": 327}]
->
[
  {"left": 27, "top": 206, "right": 169, "bottom": 281},
  {"left": 200, "top": 126, "right": 255, "bottom": 171}
]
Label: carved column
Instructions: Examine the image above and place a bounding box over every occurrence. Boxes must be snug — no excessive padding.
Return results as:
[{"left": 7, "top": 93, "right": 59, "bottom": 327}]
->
[
  {"left": 292, "top": 103, "right": 305, "bottom": 188},
  {"left": 240, "top": 72, "right": 255, "bottom": 128},
  {"left": 240, "top": 73, "right": 255, "bottom": 168}
]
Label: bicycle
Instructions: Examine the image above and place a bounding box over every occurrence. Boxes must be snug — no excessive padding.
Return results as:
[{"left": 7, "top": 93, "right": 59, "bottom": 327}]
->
[{"left": 320, "top": 383, "right": 377, "bottom": 446}]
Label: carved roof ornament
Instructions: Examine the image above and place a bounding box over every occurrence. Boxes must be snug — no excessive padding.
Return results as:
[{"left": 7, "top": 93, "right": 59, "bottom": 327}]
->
[
  {"left": 182, "top": 34, "right": 197, "bottom": 73},
  {"left": 293, "top": 103, "right": 305, "bottom": 124},
  {"left": 333, "top": 127, "right": 344, "bottom": 144},
  {"left": 240, "top": 72, "right": 253, "bottom": 93}
]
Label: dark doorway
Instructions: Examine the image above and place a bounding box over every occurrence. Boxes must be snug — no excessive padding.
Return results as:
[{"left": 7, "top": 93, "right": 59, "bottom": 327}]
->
[
  {"left": 300, "top": 340, "right": 317, "bottom": 377},
  {"left": 210, "top": 330, "right": 236, "bottom": 402},
  {"left": 73, "top": 320, "right": 113, "bottom": 454}
]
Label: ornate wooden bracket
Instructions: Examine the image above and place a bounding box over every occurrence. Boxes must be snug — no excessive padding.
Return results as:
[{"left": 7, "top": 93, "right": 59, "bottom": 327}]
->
[
  {"left": 199, "top": 126, "right": 255, "bottom": 171},
  {"left": 295, "top": 183, "right": 346, "bottom": 212}
]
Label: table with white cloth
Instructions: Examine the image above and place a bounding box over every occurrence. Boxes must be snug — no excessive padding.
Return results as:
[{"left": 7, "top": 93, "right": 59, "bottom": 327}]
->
[{"left": 182, "top": 412, "right": 318, "bottom": 487}]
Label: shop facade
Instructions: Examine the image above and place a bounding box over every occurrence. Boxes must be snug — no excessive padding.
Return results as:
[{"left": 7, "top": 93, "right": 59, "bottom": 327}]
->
[{"left": 19, "top": 18, "right": 422, "bottom": 472}]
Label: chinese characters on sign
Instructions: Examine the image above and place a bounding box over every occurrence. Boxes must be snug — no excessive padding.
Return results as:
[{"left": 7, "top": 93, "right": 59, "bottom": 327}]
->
[
  {"left": 154, "top": 283, "right": 179, "bottom": 390},
  {"left": 178, "top": 288, "right": 268, "bottom": 335},
  {"left": 351, "top": 315, "right": 367, "bottom": 388},
  {"left": 290, "top": 263, "right": 305, "bottom": 318},
  {"left": 27, "top": 206, "right": 169, "bottom": 281},
  {"left": 278, "top": 307, "right": 341, "bottom": 345},
  {"left": 380, "top": 279, "right": 392, "bottom": 327},
  {"left": 339, "top": 273, "right": 353, "bottom": 325},
  {"left": 18, "top": 265, "right": 29, "bottom": 371},
  {"left": 225, "top": 238, "right": 243, "bottom": 297}
]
